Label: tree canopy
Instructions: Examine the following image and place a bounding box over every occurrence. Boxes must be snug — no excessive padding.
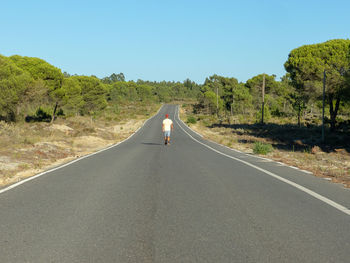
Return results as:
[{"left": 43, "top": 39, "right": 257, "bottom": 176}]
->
[{"left": 285, "top": 39, "right": 350, "bottom": 130}]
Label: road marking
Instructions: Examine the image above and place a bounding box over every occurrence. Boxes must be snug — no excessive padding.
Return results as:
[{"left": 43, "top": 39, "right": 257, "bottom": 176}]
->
[
  {"left": 175, "top": 107, "right": 350, "bottom": 216},
  {"left": 0, "top": 105, "right": 163, "bottom": 195},
  {"left": 176, "top": 109, "right": 203, "bottom": 138}
]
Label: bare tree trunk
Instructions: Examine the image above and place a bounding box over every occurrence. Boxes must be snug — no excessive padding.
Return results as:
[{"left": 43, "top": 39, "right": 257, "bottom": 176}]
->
[
  {"left": 51, "top": 101, "right": 58, "bottom": 123},
  {"left": 329, "top": 94, "right": 341, "bottom": 132},
  {"left": 298, "top": 103, "right": 301, "bottom": 127}
]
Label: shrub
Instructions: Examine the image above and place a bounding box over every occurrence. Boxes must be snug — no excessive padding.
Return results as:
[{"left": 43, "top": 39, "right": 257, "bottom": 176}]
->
[
  {"left": 187, "top": 115, "right": 197, "bottom": 124},
  {"left": 253, "top": 142, "right": 273, "bottom": 155}
]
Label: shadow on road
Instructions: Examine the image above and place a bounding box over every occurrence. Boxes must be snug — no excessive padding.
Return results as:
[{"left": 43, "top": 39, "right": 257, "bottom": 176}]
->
[{"left": 141, "top": 142, "right": 163, "bottom": 146}]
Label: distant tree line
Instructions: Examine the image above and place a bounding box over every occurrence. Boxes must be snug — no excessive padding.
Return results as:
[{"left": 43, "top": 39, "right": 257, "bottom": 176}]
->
[
  {"left": 0, "top": 55, "right": 200, "bottom": 122},
  {"left": 194, "top": 39, "right": 350, "bottom": 132},
  {"left": 1, "top": 39, "right": 349, "bottom": 131}
]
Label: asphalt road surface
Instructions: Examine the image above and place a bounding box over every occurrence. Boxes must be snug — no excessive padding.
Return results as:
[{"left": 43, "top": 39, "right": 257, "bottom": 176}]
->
[{"left": 0, "top": 104, "right": 349, "bottom": 262}]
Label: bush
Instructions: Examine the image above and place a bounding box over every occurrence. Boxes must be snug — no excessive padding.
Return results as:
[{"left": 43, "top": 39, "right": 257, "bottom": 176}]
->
[
  {"left": 25, "top": 107, "right": 52, "bottom": 122},
  {"left": 253, "top": 142, "right": 273, "bottom": 155},
  {"left": 187, "top": 115, "right": 197, "bottom": 124}
]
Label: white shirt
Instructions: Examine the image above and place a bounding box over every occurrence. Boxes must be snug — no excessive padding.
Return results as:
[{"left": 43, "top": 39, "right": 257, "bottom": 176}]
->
[{"left": 162, "top": 118, "right": 173, "bottom": 131}]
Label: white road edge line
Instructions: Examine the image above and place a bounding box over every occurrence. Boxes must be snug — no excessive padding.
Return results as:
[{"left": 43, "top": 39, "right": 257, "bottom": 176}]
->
[
  {"left": 175, "top": 106, "right": 350, "bottom": 216},
  {"left": 0, "top": 105, "right": 163, "bottom": 195},
  {"left": 176, "top": 108, "right": 203, "bottom": 138}
]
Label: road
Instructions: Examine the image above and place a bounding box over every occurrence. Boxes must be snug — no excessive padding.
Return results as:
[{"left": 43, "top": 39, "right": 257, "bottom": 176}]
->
[{"left": 0, "top": 104, "right": 349, "bottom": 262}]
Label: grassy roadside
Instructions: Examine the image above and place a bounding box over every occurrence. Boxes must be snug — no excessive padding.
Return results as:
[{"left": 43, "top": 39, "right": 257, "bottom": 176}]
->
[
  {"left": 0, "top": 102, "right": 161, "bottom": 187},
  {"left": 180, "top": 103, "right": 350, "bottom": 188}
]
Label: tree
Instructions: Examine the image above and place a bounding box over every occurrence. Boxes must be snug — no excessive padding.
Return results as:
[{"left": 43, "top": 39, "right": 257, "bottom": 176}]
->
[
  {"left": 232, "top": 83, "right": 253, "bottom": 114},
  {"left": 136, "top": 84, "right": 154, "bottom": 102},
  {"left": 278, "top": 74, "right": 295, "bottom": 116},
  {"left": 0, "top": 55, "right": 33, "bottom": 121},
  {"left": 245, "top": 74, "right": 279, "bottom": 111},
  {"left": 204, "top": 75, "right": 239, "bottom": 115},
  {"left": 172, "top": 83, "right": 186, "bottom": 100},
  {"left": 285, "top": 39, "right": 350, "bottom": 131},
  {"left": 62, "top": 77, "right": 84, "bottom": 115},
  {"left": 154, "top": 86, "right": 172, "bottom": 102},
  {"left": 183, "top": 78, "right": 194, "bottom": 90},
  {"left": 72, "top": 76, "right": 108, "bottom": 115},
  {"left": 102, "top": 73, "right": 125, "bottom": 84},
  {"left": 10, "top": 55, "right": 64, "bottom": 122},
  {"left": 195, "top": 87, "right": 224, "bottom": 115}
]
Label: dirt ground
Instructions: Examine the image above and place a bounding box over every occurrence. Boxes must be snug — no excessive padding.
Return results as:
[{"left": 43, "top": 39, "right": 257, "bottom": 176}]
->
[{"left": 0, "top": 105, "right": 159, "bottom": 187}]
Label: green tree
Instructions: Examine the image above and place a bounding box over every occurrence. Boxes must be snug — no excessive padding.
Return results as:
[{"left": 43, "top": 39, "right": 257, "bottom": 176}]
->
[
  {"left": 155, "top": 86, "right": 172, "bottom": 102},
  {"left": 245, "top": 74, "right": 279, "bottom": 110},
  {"left": 102, "top": 73, "right": 125, "bottom": 84},
  {"left": 285, "top": 39, "right": 350, "bottom": 131},
  {"left": 172, "top": 83, "right": 186, "bottom": 100},
  {"left": 136, "top": 84, "right": 154, "bottom": 102},
  {"left": 10, "top": 55, "right": 64, "bottom": 122},
  {"left": 196, "top": 89, "right": 224, "bottom": 115},
  {"left": 62, "top": 77, "right": 84, "bottom": 115},
  {"left": 232, "top": 83, "right": 253, "bottom": 114},
  {"left": 72, "top": 76, "right": 108, "bottom": 115},
  {"left": 0, "top": 55, "right": 33, "bottom": 121},
  {"left": 183, "top": 78, "right": 195, "bottom": 90},
  {"left": 278, "top": 74, "right": 295, "bottom": 116},
  {"left": 204, "top": 75, "right": 239, "bottom": 114}
]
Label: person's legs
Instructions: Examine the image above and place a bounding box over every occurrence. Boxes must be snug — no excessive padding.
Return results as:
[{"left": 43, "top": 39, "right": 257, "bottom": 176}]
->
[
  {"left": 167, "top": 131, "right": 171, "bottom": 144},
  {"left": 164, "top": 131, "right": 170, "bottom": 144}
]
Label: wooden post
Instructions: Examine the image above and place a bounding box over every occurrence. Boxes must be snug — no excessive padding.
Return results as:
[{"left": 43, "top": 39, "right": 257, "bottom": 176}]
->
[
  {"left": 261, "top": 74, "right": 265, "bottom": 124},
  {"left": 231, "top": 91, "right": 234, "bottom": 116},
  {"left": 216, "top": 86, "right": 219, "bottom": 117}
]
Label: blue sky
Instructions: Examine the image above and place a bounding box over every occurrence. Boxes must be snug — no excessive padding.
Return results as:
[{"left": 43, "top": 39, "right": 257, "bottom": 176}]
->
[{"left": 1, "top": 0, "right": 349, "bottom": 83}]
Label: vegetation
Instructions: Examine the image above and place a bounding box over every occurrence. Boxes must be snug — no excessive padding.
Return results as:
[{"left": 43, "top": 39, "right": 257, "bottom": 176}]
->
[
  {"left": 253, "top": 142, "right": 274, "bottom": 155},
  {"left": 193, "top": 39, "right": 350, "bottom": 135},
  {"left": 2, "top": 39, "right": 348, "bottom": 132},
  {"left": 0, "top": 55, "right": 200, "bottom": 123},
  {"left": 187, "top": 115, "right": 197, "bottom": 124},
  {"left": 285, "top": 39, "right": 350, "bottom": 131}
]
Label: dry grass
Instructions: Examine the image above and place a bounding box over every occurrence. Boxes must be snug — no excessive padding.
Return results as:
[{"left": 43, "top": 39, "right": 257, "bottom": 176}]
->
[
  {"left": 180, "top": 105, "right": 350, "bottom": 188},
  {"left": 0, "top": 103, "right": 160, "bottom": 187}
]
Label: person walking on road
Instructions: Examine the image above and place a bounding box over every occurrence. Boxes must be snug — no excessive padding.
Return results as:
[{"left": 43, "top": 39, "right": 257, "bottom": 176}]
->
[{"left": 162, "top": 114, "right": 174, "bottom": 145}]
